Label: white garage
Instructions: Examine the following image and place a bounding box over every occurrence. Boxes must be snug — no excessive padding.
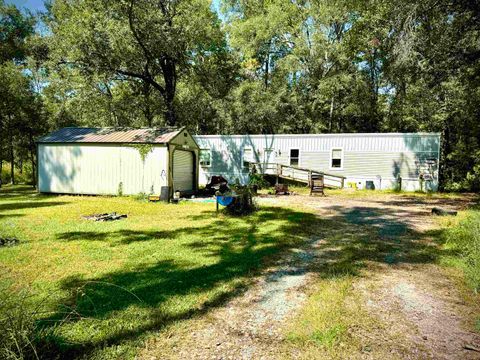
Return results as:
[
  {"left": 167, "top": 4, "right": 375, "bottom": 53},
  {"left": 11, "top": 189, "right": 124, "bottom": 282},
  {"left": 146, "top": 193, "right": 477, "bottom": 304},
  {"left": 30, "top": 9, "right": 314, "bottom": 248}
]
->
[{"left": 37, "top": 127, "right": 199, "bottom": 199}]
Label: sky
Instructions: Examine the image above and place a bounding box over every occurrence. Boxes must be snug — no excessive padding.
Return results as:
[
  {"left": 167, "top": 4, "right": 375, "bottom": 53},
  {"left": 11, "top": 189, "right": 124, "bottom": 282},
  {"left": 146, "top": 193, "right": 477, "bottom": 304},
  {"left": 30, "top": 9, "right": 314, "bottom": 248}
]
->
[
  {"left": 5, "top": 0, "right": 223, "bottom": 16},
  {"left": 6, "top": 0, "right": 46, "bottom": 12}
]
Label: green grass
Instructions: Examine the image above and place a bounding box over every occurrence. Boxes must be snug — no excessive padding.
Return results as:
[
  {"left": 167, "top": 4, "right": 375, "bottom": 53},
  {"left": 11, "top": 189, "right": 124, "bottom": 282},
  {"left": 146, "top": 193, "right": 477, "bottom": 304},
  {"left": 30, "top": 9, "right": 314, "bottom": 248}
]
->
[
  {"left": 283, "top": 277, "right": 380, "bottom": 359},
  {"left": 440, "top": 208, "right": 480, "bottom": 292},
  {"left": 260, "top": 183, "right": 466, "bottom": 199},
  {"left": 0, "top": 185, "right": 319, "bottom": 359}
]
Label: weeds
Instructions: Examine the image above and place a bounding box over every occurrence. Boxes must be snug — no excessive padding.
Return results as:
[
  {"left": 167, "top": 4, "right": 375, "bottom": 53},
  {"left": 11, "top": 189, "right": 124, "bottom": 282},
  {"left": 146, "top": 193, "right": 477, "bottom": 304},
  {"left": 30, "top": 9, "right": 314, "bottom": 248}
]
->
[
  {"left": 0, "top": 286, "right": 40, "bottom": 360},
  {"left": 443, "top": 209, "right": 480, "bottom": 292}
]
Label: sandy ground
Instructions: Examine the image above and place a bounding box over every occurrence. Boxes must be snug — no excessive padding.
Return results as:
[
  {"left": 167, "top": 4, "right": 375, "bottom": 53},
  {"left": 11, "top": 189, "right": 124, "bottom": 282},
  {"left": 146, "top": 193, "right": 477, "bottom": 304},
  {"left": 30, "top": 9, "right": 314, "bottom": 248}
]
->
[{"left": 140, "top": 193, "right": 480, "bottom": 359}]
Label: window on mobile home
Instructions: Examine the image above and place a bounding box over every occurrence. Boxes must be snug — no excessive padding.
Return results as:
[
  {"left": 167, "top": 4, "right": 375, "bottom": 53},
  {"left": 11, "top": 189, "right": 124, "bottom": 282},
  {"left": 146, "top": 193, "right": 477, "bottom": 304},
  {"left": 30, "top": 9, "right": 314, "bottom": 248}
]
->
[
  {"left": 243, "top": 148, "right": 253, "bottom": 169},
  {"left": 330, "top": 148, "right": 343, "bottom": 169},
  {"left": 199, "top": 149, "right": 211, "bottom": 167},
  {"left": 290, "top": 149, "right": 299, "bottom": 166}
]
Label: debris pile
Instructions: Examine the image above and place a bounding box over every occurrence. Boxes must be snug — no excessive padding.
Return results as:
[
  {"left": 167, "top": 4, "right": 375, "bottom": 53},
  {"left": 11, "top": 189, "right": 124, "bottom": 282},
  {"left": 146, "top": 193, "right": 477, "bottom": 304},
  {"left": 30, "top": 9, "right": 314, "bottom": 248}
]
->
[
  {"left": 82, "top": 212, "right": 127, "bottom": 221},
  {"left": 0, "top": 237, "right": 19, "bottom": 247}
]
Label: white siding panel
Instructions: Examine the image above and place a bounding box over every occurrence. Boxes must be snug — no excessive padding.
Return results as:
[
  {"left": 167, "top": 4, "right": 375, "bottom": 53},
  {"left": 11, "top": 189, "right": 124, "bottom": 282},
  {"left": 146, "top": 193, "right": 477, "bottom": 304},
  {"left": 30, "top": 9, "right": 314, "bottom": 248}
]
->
[
  {"left": 194, "top": 133, "right": 441, "bottom": 191},
  {"left": 38, "top": 144, "right": 168, "bottom": 195}
]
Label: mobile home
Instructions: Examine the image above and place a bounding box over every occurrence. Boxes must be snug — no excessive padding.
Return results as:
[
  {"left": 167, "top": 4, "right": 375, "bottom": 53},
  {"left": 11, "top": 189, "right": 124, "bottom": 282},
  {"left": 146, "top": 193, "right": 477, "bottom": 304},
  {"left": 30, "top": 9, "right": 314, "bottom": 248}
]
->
[{"left": 194, "top": 133, "right": 441, "bottom": 191}]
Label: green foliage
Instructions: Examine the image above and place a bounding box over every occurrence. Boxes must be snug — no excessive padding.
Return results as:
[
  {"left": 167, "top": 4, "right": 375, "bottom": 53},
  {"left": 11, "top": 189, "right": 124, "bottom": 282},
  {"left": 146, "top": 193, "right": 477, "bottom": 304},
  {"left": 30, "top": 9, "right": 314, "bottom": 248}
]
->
[
  {"left": 2, "top": 0, "right": 480, "bottom": 191},
  {"left": 1, "top": 163, "right": 34, "bottom": 185},
  {"left": 132, "top": 144, "right": 154, "bottom": 162},
  {"left": 443, "top": 210, "right": 480, "bottom": 292},
  {"left": 117, "top": 182, "right": 124, "bottom": 197},
  {"left": 248, "top": 173, "right": 270, "bottom": 190},
  {"left": 0, "top": 1, "right": 35, "bottom": 63},
  {"left": 0, "top": 286, "right": 42, "bottom": 360}
]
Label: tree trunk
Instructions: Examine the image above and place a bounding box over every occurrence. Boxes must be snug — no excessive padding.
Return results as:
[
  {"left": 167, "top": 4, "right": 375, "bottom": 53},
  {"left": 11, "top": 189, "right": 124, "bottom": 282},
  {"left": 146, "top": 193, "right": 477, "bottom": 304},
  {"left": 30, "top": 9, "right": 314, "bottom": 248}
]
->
[
  {"left": 161, "top": 57, "right": 177, "bottom": 127},
  {"left": 9, "top": 130, "right": 14, "bottom": 185},
  {"left": 29, "top": 131, "right": 36, "bottom": 187},
  {"left": 0, "top": 129, "right": 2, "bottom": 188},
  {"left": 142, "top": 82, "right": 153, "bottom": 127},
  {"left": 329, "top": 96, "right": 335, "bottom": 132},
  {"left": 264, "top": 53, "right": 269, "bottom": 89}
]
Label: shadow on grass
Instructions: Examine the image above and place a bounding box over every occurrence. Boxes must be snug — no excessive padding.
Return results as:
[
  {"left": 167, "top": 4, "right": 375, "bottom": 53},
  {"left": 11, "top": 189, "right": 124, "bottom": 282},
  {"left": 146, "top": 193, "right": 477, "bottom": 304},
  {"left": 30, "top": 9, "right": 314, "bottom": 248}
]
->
[
  {"left": 0, "top": 185, "right": 48, "bottom": 201},
  {"left": 0, "top": 201, "right": 67, "bottom": 213},
  {"left": 307, "top": 204, "right": 456, "bottom": 278},
  {"left": 36, "top": 199, "right": 459, "bottom": 358},
  {"left": 39, "top": 207, "right": 322, "bottom": 358}
]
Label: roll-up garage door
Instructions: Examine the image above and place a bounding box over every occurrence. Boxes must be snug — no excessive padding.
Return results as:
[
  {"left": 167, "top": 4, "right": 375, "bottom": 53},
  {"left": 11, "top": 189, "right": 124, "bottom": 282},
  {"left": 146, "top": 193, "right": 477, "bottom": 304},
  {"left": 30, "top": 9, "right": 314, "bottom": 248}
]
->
[{"left": 173, "top": 150, "right": 194, "bottom": 192}]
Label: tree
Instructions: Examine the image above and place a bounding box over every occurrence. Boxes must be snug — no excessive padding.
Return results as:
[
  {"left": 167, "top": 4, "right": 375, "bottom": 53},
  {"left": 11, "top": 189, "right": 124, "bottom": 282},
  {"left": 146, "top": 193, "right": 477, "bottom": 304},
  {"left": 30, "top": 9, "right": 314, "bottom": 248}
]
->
[
  {"left": 0, "top": 1, "right": 37, "bottom": 186},
  {"left": 48, "top": 0, "right": 225, "bottom": 126}
]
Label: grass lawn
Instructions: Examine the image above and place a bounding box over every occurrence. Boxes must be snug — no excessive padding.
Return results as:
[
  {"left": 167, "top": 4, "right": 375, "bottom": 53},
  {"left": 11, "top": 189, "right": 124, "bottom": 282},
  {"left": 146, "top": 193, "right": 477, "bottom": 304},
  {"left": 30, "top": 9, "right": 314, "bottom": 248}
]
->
[
  {"left": 1, "top": 185, "right": 478, "bottom": 359},
  {"left": 0, "top": 186, "right": 320, "bottom": 359}
]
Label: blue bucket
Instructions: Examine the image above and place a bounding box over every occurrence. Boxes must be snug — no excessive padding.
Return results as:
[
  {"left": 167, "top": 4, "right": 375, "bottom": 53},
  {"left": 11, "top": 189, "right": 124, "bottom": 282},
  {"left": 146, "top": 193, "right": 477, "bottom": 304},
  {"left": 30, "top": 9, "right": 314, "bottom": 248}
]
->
[{"left": 217, "top": 196, "right": 234, "bottom": 206}]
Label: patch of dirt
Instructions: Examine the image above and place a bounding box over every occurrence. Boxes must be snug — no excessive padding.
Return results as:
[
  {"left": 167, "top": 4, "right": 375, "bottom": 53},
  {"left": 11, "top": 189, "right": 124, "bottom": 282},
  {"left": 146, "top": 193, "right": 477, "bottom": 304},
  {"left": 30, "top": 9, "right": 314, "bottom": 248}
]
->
[
  {"left": 140, "top": 193, "right": 480, "bottom": 359},
  {"left": 360, "top": 264, "right": 480, "bottom": 359}
]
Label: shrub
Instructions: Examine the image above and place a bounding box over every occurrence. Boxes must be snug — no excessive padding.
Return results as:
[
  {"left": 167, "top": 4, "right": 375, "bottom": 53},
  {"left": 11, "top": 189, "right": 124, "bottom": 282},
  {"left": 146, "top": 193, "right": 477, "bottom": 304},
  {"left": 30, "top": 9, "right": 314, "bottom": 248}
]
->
[
  {"left": 0, "top": 163, "right": 34, "bottom": 185},
  {"left": 248, "top": 173, "right": 270, "bottom": 190}
]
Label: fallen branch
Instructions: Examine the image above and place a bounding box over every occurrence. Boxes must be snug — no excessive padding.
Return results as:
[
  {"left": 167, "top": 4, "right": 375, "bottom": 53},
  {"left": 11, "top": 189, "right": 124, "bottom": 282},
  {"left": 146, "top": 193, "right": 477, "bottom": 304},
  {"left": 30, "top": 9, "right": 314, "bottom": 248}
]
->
[
  {"left": 82, "top": 212, "right": 127, "bottom": 222},
  {"left": 432, "top": 207, "right": 458, "bottom": 216}
]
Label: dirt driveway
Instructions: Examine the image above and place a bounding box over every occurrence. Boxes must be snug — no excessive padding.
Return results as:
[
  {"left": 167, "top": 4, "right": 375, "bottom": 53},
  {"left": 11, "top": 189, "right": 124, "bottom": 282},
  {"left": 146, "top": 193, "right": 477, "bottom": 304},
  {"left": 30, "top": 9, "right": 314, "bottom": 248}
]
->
[{"left": 141, "top": 193, "right": 480, "bottom": 359}]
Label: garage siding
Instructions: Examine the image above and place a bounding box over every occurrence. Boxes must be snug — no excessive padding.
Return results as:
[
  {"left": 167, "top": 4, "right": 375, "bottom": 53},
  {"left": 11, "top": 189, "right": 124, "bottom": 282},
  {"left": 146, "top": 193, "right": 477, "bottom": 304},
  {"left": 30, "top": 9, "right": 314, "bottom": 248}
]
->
[{"left": 38, "top": 144, "right": 169, "bottom": 195}]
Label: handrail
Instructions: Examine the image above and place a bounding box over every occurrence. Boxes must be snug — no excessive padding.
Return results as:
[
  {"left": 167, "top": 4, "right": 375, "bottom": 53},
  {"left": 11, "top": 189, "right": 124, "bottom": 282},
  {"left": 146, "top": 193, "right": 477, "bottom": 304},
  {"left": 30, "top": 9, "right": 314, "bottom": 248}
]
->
[
  {"left": 277, "top": 164, "right": 347, "bottom": 179},
  {"left": 247, "top": 161, "right": 346, "bottom": 188}
]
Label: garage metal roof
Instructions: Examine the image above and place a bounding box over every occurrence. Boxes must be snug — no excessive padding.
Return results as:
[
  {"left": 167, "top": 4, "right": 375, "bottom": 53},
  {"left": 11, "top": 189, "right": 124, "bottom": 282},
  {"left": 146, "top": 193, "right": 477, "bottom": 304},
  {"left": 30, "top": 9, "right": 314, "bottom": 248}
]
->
[{"left": 37, "top": 127, "right": 184, "bottom": 144}]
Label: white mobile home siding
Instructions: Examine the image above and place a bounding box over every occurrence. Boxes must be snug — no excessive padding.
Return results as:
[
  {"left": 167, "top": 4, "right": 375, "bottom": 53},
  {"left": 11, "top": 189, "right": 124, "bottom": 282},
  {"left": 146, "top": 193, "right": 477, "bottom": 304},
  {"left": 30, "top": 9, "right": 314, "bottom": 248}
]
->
[
  {"left": 194, "top": 133, "right": 440, "bottom": 191},
  {"left": 38, "top": 144, "right": 169, "bottom": 195}
]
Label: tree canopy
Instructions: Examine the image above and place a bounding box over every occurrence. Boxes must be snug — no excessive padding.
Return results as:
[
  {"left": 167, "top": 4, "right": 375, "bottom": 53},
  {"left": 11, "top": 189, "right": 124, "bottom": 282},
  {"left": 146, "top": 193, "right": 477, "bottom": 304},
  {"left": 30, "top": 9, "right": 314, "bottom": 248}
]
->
[{"left": 0, "top": 0, "right": 479, "bottom": 191}]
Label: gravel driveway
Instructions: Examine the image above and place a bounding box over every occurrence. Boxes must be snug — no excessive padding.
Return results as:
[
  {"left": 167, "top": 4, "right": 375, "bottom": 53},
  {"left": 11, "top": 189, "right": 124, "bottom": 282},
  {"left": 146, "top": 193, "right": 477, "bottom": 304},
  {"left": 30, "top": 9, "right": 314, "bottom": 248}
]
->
[{"left": 140, "top": 192, "right": 480, "bottom": 359}]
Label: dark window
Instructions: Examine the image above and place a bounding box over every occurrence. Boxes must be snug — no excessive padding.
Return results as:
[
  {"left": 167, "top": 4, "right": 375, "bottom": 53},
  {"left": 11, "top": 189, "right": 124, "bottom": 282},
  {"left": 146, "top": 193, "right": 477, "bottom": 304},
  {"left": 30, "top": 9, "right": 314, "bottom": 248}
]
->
[
  {"left": 331, "top": 149, "right": 343, "bottom": 168},
  {"left": 290, "top": 149, "right": 299, "bottom": 166},
  {"left": 243, "top": 148, "right": 253, "bottom": 169}
]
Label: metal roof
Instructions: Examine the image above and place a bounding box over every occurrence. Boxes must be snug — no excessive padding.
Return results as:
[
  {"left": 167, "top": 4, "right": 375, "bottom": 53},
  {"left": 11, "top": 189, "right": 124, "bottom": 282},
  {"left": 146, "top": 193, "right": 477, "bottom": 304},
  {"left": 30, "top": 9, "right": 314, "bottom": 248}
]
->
[
  {"left": 196, "top": 132, "right": 441, "bottom": 138},
  {"left": 37, "top": 127, "right": 184, "bottom": 144}
]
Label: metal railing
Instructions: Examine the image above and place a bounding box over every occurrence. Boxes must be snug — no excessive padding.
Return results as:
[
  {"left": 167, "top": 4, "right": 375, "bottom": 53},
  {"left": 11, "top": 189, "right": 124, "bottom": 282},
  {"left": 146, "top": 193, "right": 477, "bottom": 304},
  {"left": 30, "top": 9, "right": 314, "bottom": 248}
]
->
[{"left": 248, "top": 162, "right": 346, "bottom": 188}]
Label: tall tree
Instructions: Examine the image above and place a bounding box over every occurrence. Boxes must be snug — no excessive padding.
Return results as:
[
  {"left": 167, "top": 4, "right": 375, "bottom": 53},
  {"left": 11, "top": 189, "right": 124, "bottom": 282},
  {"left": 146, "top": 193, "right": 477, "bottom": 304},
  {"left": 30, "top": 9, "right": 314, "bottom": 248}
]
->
[
  {"left": 48, "top": 0, "right": 225, "bottom": 126},
  {"left": 0, "top": 1, "right": 36, "bottom": 186}
]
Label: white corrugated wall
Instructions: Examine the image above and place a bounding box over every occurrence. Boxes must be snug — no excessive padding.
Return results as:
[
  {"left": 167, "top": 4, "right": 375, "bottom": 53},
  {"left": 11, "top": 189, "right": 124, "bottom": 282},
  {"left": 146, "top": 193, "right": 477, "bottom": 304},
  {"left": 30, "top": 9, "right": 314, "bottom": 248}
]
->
[
  {"left": 194, "top": 133, "right": 441, "bottom": 191},
  {"left": 38, "top": 144, "right": 169, "bottom": 195}
]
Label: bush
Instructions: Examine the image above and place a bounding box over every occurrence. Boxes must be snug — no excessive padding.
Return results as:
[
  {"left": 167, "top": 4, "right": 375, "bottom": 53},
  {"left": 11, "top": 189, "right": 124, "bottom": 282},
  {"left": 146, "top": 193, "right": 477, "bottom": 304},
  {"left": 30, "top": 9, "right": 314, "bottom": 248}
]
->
[
  {"left": 248, "top": 173, "right": 270, "bottom": 190},
  {"left": 0, "top": 163, "right": 34, "bottom": 185},
  {"left": 444, "top": 210, "right": 480, "bottom": 292}
]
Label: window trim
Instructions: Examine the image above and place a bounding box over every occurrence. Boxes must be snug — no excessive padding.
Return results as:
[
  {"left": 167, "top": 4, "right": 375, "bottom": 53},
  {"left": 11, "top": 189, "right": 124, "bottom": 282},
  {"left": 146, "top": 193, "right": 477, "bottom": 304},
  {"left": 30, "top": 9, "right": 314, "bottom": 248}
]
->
[
  {"left": 289, "top": 148, "right": 300, "bottom": 167},
  {"left": 199, "top": 148, "right": 212, "bottom": 168},
  {"left": 243, "top": 147, "right": 254, "bottom": 170},
  {"left": 329, "top": 147, "right": 344, "bottom": 170}
]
